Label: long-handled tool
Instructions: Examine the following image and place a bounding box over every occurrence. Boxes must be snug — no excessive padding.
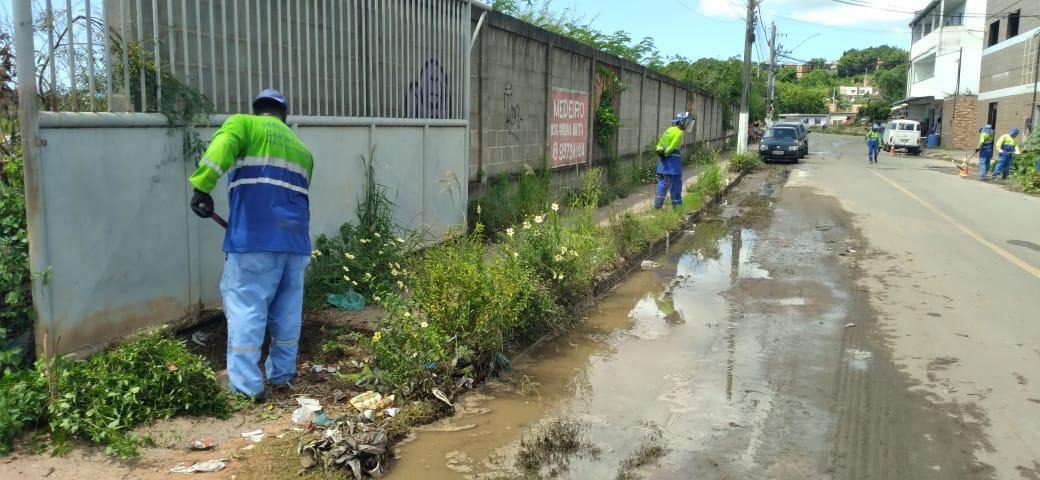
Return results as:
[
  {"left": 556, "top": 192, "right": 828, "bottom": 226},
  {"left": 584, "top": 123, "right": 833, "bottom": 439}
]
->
[{"left": 210, "top": 212, "right": 228, "bottom": 229}]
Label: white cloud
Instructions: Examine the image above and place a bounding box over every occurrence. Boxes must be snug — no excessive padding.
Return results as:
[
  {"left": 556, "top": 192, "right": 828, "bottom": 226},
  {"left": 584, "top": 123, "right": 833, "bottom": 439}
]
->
[{"left": 699, "top": 0, "right": 933, "bottom": 28}]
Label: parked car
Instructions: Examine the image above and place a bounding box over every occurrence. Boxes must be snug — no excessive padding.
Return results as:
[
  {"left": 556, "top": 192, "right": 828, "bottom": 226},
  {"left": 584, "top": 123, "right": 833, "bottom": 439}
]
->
[
  {"left": 758, "top": 126, "right": 802, "bottom": 163},
  {"left": 775, "top": 122, "right": 808, "bottom": 157},
  {"left": 882, "top": 119, "right": 923, "bottom": 155}
]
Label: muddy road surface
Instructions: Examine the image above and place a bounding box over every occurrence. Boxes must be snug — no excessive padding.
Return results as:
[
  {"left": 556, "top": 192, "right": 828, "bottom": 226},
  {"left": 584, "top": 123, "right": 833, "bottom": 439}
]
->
[{"left": 391, "top": 139, "right": 1039, "bottom": 479}]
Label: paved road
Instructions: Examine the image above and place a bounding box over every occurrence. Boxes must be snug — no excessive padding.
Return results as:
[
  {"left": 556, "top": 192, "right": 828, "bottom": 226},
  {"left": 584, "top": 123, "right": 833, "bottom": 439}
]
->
[{"left": 792, "top": 133, "right": 1040, "bottom": 479}]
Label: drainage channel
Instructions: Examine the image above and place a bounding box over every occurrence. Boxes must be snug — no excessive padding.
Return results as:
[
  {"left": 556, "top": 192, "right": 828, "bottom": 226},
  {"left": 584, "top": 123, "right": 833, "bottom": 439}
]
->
[{"left": 387, "top": 195, "right": 771, "bottom": 478}]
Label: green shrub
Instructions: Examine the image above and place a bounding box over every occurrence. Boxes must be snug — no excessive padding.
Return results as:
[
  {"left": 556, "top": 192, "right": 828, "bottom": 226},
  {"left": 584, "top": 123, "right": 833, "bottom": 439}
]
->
[
  {"left": 687, "top": 160, "right": 723, "bottom": 208},
  {"left": 0, "top": 330, "right": 236, "bottom": 458},
  {"left": 727, "top": 152, "right": 762, "bottom": 174},
  {"left": 0, "top": 367, "right": 47, "bottom": 454},
  {"left": 470, "top": 166, "right": 551, "bottom": 236},
  {"left": 305, "top": 153, "right": 412, "bottom": 307},
  {"left": 405, "top": 228, "right": 553, "bottom": 378},
  {"left": 0, "top": 145, "right": 32, "bottom": 371},
  {"left": 47, "top": 331, "right": 236, "bottom": 457},
  {"left": 684, "top": 142, "right": 717, "bottom": 166},
  {"left": 502, "top": 209, "right": 596, "bottom": 306},
  {"left": 608, "top": 212, "right": 646, "bottom": 259},
  {"left": 366, "top": 294, "right": 451, "bottom": 393}
]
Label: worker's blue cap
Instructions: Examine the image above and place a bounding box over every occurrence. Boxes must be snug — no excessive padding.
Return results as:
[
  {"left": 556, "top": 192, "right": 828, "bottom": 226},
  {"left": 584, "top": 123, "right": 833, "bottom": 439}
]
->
[
  {"left": 253, "top": 89, "right": 288, "bottom": 110},
  {"left": 1010, "top": 127, "right": 1020, "bottom": 136}
]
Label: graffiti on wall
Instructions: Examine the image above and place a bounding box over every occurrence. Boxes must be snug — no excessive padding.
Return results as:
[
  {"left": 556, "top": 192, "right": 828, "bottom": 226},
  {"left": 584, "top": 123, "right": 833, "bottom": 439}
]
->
[
  {"left": 407, "top": 59, "right": 450, "bottom": 119},
  {"left": 548, "top": 87, "right": 589, "bottom": 168},
  {"left": 503, "top": 83, "right": 524, "bottom": 143}
]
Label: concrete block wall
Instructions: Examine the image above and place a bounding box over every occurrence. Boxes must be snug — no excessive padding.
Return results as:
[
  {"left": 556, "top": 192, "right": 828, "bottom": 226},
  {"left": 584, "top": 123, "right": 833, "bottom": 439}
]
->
[
  {"left": 618, "top": 69, "right": 645, "bottom": 156},
  {"left": 469, "top": 10, "right": 731, "bottom": 183}
]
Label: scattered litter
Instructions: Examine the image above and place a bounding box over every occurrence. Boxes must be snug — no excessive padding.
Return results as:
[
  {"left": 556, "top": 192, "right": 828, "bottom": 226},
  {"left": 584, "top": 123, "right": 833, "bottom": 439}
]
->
[
  {"left": 170, "top": 459, "right": 227, "bottom": 474},
  {"left": 327, "top": 291, "right": 365, "bottom": 311},
  {"left": 332, "top": 389, "right": 348, "bottom": 402},
  {"left": 299, "top": 418, "right": 387, "bottom": 479},
  {"left": 292, "top": 397, "right": 324, "bottom": 426},
  {"left": 847, "top": 248, "right": 857, "bottom": 254},
  {"left": 311, "top": 364, "right": 340, "bottom": 374},
  {"left": 240, "top": 429, "right": 265, "bottom": 443},
  {"left": 190, "top": 331, "right": 209, "bottom": 347},
  {"left": 362, "top": 409, "right": 375, "bottom": 421},
  {"left": 846, "top": 349, "right": 873, "bottom": 361},
  {"left": 431, "top": 388, "right": 453, "bottom": 407},
  {"left": 188, "top": 437, "right": 216, "bottom": 451},
  {"left": 640, "top": 260, "right": 661, "bottom": 270},
  {"left": 844, "top": 323, "right": 856, "bottom": 328},
  {"left": 349, "top": 391, "right": 384, "bottom": 412},
  {"left": 240, "top": 444, "right": 255, "bottom": 451},
  {"left": 276, "top": 433, "right": 287, "bottom": 439},
  {"left": 384, "top": 407, "right": 400, "bottom": 417}
]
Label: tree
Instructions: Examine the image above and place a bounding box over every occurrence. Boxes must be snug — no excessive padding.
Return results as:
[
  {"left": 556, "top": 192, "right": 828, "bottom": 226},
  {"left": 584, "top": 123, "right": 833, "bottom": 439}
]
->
[
  {"left": 857, "top": 99, "right": 891, "bottom": 123},
  {"left": 798, "top": 68, "right": 837, "bottom": 89},
  {"left": 662, "top": 56, "right": 768, "bottom": 121},
  {"left": 836, "top": 46, "right": 907, "bottom": 78},
  {"left": 808, "top": 58, "right": 829, "bottom": 70},
  {"left": 776, "top": 82, "right": 828, "bottom": 114},
  {"left": 874, "top": 64, "right": 909, "bottom": 101},
  {"left": 775, "top": 65, "right": 796, "bottom": 83}
]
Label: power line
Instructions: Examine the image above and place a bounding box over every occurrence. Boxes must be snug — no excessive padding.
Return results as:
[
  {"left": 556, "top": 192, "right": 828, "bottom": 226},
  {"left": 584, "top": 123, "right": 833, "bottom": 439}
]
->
[
  {"left": 827, "top": 0, "right": 1039, "bottom": 19},
  {"left": 671, "top": 0, "right": 744, "bottom": 23}
]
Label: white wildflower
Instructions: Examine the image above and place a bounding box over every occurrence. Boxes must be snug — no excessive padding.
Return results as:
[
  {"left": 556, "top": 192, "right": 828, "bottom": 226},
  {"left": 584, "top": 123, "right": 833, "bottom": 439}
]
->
[
  {"left": 342, "top": 265, "right": 350, "bottom": 272},
  {"left": 534, "top": 215, "right": 545, "bottom": 224},
  {"left": 343, "top": 275, "right": 351, "bottom": 282},
  {"left": 391, "top": 269, "right": 400, "bottom": 277},
  {"left": 554, "top": 255, "right": 563, "bottom": 262},
  {"left": 378, "top": 250, "right": 384, "bottom": 255},
  {"left": 352, "top": 280, "right": 358, "bottom": 286},
  {"left": 523, "top": 221, "right": 532, "bottom": 230},
  {"left": 420, "top": 321, "right": 429, "bottom": 328},
  {"left": 476, "top": 204, "right": 482, "bottom": 215},
  {"left": 373, "top": 232, "right": 381, "bottom": 238},
  {"left": 403, "top": 311, "right": 412, "bottom": 319},
  {"left": 359, "top": 238, "right": 369, "bottom": 244},
  {"left": 512, "top": 251, "right": 519, "bottom": 258},
  {"left": 551, "top": 203, "right": 560, "bottom": 212},
  {"left": 506, "top": 228, "right": 515, "bottom": 238},
  {"left": 397, "top": 280, "right": 405, "bottom": 289},
  {"left": 373, "top": 295, "right": 382, "bottom": 303},
  {"left": 345, "top": 253, "right": 356, "bottom": 260},
  {"left": 396, "top": 237, "right": 405, "bottom": 243}
]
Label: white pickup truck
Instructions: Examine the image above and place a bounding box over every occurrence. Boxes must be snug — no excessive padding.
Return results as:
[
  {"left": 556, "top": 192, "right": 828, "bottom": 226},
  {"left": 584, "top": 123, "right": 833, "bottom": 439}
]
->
[{"left": 882, "top": 119, "right": 924, "bottom": 155}]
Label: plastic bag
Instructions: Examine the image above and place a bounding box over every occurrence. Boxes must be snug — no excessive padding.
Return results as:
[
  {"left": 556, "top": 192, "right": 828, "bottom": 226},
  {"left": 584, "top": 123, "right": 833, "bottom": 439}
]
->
[{"left": 327, "top": 291, "right": 365, "bottom": 311}]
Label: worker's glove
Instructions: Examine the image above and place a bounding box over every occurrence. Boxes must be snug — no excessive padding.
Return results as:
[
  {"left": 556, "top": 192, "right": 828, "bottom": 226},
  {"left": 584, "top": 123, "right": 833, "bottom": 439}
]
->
[
  {"left": 191, "top": 189, "right": 214, "bottom": 219},
  {"left": 974, "top": 148, "right": 980, "bottom": 153},
  {"left": 656, "top": 149, "right": 666, "bottom": 159}
]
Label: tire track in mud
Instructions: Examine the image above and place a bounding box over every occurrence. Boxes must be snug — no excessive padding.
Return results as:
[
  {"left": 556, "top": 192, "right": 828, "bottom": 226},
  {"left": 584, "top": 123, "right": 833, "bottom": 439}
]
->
[{"left": 819, "top": 188, "right": 997, "bottom": 480}]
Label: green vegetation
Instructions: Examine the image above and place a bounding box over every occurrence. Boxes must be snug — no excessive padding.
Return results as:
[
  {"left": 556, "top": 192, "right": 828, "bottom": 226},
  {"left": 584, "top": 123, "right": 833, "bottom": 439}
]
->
[
  {"left": 516, "top": 418, "right": 601, "bottom": 478},
  {"left": 0, "top": 330, "right": 237, "bottom": 457},
  {"left": 0, "top": 33, "right": 32, "bottom": 372},
  {"left": 305, "top": 152, "right": 413, "bottom": 307},
  {"left": 1013, "top": 129, "right": 1040, "bottom": 194},
  {"left": 727, "top": 152, "right": 763, "bottom": 175}
]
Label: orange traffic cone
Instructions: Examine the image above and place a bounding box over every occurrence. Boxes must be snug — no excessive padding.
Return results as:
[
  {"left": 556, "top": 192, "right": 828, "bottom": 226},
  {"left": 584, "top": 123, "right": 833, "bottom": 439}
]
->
[{"left": 958, "top": 156, "right": 969, "bottom": 177}]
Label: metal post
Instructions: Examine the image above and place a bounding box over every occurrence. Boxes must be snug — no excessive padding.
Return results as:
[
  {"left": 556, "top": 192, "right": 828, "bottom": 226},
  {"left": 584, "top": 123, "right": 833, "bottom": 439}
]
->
[
  {"left": 103, "top": 0, "right": 113, "bottom": 111},
  {"left": 14, "top": 0, "right": 55, "bottom": 358},
  {"left": 737, "top": 0, "right": 756, "bottom": 153},
  {"left": 65, "top": 0, "right": 77, "bottom": 111},
  {"left": 86, "top": 0, "right": 96, "bottom": 111},
  {"left": 152, "top": 0, "right": 163, "bottom": 110},
  {"left": 1030, "top": 32, "right": 1040, "bottom": 134},
  {"left": 767, "top": 22, "right": 776, "bottom": 125}
]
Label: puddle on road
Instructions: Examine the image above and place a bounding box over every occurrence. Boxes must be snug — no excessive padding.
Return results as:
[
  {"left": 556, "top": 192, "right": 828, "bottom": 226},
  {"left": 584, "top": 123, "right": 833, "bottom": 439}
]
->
[{"left": 389, "top": 213, "right": 773, "bottom": 479}]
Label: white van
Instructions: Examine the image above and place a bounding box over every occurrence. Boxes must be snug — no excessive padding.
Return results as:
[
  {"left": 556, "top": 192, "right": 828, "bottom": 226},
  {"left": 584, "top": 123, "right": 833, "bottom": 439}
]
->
[{"left": 882, "top": 119, "right": 923, "bottom": 155}]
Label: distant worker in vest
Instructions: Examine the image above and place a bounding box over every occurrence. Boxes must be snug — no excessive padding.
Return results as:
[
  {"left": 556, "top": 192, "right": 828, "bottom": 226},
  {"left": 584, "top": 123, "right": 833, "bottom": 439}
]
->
[
  {"left": 654, "top": 111, "right": 691, "bottom": 209},
  {"left": 975, "top": 124, "right": 995, "bottom": 180},
  {"left": 990, "top": 127, "right": 1021, "bottom": 181},
  {"left": 865, "top": 125, "right": 882, "bottom": 164},
  {"left": 188, "top": 89, "right": 315, "bottom": 401}
]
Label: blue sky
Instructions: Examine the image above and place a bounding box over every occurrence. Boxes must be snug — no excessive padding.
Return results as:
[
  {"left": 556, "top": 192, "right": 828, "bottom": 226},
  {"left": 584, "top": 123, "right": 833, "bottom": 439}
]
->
[{"left": 541, "top": 0, "right": 934, "bottom": 62}]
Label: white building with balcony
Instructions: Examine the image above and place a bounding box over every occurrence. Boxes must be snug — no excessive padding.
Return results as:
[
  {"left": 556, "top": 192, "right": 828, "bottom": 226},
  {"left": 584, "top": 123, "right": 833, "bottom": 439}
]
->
[{"left": 900, "top": 0, "right": 986, "bottom": 139}]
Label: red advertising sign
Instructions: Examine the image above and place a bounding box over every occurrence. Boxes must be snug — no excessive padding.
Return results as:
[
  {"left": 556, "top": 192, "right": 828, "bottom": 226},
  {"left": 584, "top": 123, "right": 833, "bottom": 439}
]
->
[{"left": 549, "top": 88, "right": 589, "bottom": 168}]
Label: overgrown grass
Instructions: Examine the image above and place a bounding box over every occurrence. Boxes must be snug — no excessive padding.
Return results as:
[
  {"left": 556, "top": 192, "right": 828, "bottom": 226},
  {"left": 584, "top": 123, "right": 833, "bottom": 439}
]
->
[
  {"left": 305, "top": 152, "right": 414, "bottom": 308},
  {"left": 516, "top": 418, "right": 601, "bottom": 478},
  {"left": 0, "top": 330, "right": 238, "bottom": 457},
  {"left": 727, "top": 152, "right": 763, "bottom": 175},
  {"left": 0, "top": 140, "right": 32, "bottom": 371},
  {"left": 1012, "top": 130, "right": 1040, "bottom": 194}
]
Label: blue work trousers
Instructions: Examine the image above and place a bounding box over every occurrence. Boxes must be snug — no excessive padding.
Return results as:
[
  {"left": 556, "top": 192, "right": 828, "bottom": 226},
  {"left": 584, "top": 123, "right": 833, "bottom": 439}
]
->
[
  {"left": 978, "top": 146, "right": 993, "bottom": 179},
  {"left": 867, "top": 140, "right": 880, "bottom": 162},
  {"left": 655, "top": 174, "right": 682, "bottom": 209},
  {"left": 221, "top": 252, "right": 310, "bottom": 398},
  {"left": 992, "top": 153, "right": 1013, "bottom": 179}
]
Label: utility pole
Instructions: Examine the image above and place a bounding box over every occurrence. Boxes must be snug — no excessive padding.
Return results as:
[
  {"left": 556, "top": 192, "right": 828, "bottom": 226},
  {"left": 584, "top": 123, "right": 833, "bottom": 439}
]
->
[
  {"left": 767, "top": 22, "right": 776, "bottom": 126},
  {"left": 952, "top": 47, "right": 963, "bottom": 125},
  {"left": 737, "top": 0, "right": 757, "bottom": 153}
]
